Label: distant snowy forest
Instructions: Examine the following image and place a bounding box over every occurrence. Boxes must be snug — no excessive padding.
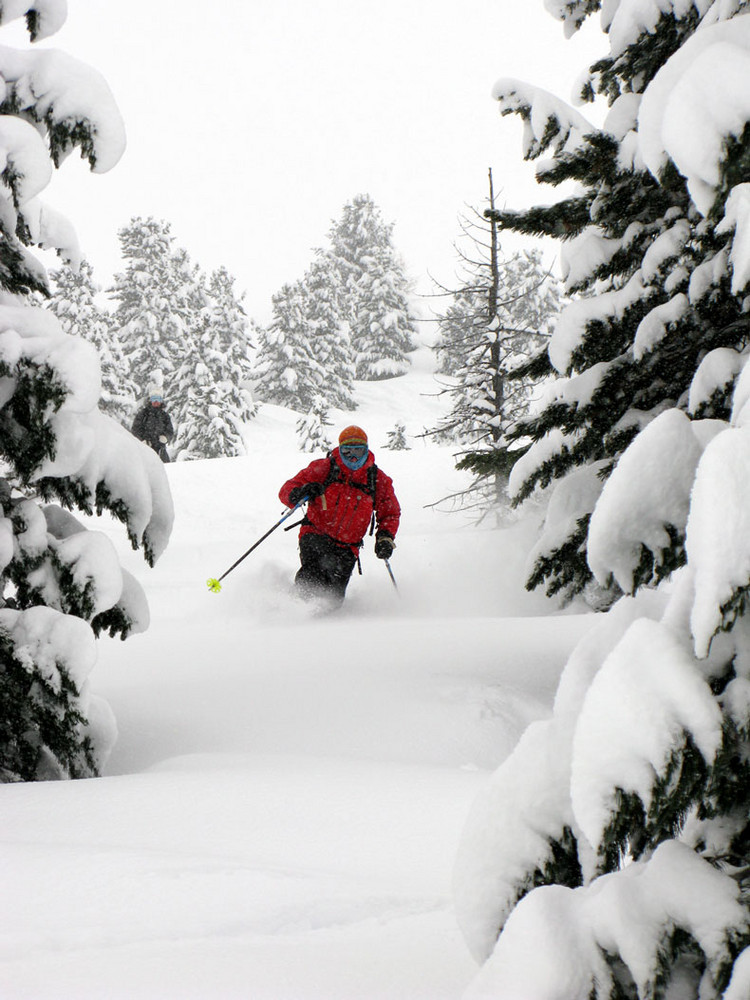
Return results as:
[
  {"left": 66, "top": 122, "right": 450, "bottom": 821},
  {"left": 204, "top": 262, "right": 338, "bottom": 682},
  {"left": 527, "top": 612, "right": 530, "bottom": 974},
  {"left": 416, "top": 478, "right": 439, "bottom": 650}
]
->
[
  {"left": 46, "top": 197, "right": 419, "bottom": 460},
  {"left": 44, "top": 190, "right": 560, "bottom": 470},
  {"left": 5, "top": 1, "right": 750, "bottom": 999}
]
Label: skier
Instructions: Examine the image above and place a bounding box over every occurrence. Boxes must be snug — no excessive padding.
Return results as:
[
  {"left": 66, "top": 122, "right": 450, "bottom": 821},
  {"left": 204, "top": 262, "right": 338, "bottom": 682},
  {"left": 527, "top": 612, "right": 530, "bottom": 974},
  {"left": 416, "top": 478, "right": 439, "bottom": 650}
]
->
[
  {"left": 131, "top": 391, "right": 174, "bottom": 463},
  {"left": 279, "top": 425, "right": 400, "bottom": 606}
]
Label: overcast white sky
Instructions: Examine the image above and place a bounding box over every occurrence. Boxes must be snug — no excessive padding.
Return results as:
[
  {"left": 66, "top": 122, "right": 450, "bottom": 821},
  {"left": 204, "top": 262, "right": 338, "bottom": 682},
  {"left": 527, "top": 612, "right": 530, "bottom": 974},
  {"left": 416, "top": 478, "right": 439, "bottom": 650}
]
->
[{"left": 31, "top": 1, "right": 605, "bottom": 322}]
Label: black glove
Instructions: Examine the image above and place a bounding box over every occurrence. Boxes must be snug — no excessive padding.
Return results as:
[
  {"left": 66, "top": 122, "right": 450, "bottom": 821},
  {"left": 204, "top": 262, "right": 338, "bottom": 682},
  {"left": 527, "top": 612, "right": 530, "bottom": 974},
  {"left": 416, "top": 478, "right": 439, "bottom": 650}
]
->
[
  {"left": 374, "top": 532, "right": 394, "bottom": 560},
  {"left": 289, "top": 482, "right": 324, "bottom": 506}
]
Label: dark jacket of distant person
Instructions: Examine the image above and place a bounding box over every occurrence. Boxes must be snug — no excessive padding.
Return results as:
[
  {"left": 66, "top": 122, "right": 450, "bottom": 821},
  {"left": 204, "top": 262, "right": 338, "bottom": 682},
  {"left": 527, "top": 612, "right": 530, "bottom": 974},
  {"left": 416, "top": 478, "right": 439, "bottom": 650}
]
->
[{"left": 132, "top": 394, "right": 174, "bottom": 463}]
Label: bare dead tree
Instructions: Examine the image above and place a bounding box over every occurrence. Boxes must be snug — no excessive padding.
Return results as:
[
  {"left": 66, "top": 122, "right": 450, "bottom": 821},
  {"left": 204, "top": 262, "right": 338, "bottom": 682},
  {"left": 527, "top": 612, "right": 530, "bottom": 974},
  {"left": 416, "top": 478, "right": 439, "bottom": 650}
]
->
[{"left": 425, "top": 169, "right": 562, "bottom": 520}]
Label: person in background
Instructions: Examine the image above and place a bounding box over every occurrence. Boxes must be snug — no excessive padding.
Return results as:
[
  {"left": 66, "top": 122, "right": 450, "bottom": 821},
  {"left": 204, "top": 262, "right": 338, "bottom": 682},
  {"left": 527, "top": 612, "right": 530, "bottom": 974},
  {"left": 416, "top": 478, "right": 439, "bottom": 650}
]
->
[
  {"left": 131, "top": 391, "right": 174, "bottom": 463},
  {"left": 279, "top": 425, "right": 400, "bottom": 606}
]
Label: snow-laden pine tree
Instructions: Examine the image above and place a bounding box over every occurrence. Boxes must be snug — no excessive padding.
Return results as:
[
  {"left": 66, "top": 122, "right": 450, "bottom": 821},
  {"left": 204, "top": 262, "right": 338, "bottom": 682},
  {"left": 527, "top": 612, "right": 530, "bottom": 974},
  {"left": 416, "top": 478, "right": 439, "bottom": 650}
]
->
[
  {"left": 108, "top": 217, "right": 193, "bottom": 393},
  {"left": 208, "top": 265, "right": 255, "bottom": 385},
  {"left": 325, "top": 193, "right": 418, "bottom": 379},
  {"left": 0, "top": 5, "right": 173, "bottom": 782},
  {"left": 254, "top": 280, "right": 325, "bottom": 411},
  {"left": 48, "top": 260, "right": 135, "bottom": 425},
  {"left": 255, "top": 262, "right": 355, "bottom": 413},
  {"left": 456, "top": 4, "right": 750, "bottom": 997},
  {"left": 302, "top": 256, "right": 357, "bottom": 409},
  {"left": 432, "top": 173, "right": 560, "bottom": 513},
  {"left": 296, "top": 396, "right": 332, "bottom": 453},
  {"left": 168, "top": 246, "right": 206, "bottom": 443},
  {"left": 384, "top": 422, "right": 409, "bottom": 450},
  {"left": 494, "top": 6, "right": 750, "bottom": 602},
  {"left": 172, "top": 265, "right": 256, "bottom": 459}
]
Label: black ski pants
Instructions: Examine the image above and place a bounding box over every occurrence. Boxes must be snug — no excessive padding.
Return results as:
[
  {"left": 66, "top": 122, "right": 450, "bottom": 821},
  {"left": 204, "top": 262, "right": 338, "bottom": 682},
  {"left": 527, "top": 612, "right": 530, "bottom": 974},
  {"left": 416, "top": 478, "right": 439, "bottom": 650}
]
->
[
  {"left": 149, "top": 440, "right": 171, "bottom": 463},
  {"left": 296, "top": 533, "right": 358, "bottom": 605}
]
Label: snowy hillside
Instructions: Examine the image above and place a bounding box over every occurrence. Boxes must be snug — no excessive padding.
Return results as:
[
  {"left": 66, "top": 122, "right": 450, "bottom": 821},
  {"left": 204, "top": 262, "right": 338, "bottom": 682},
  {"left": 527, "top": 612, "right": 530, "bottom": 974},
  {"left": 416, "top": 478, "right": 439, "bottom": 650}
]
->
[{"left": 1, "top": 347, "right": 596, "bottom": 999}]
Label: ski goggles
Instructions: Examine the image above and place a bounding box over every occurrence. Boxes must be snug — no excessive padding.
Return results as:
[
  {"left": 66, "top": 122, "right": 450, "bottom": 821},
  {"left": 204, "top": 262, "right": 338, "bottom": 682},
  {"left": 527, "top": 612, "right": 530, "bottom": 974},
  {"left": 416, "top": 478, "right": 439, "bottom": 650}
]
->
[{"left": 340, "top": 444, "right": 368, "bottom": 462}]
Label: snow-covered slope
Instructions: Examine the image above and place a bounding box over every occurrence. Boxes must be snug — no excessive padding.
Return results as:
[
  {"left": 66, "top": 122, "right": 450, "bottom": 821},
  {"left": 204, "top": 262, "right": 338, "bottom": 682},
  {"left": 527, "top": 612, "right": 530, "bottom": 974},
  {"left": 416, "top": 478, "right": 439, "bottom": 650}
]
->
[{"left": 1, "top": 349, "right": 595, "bottom": 999}]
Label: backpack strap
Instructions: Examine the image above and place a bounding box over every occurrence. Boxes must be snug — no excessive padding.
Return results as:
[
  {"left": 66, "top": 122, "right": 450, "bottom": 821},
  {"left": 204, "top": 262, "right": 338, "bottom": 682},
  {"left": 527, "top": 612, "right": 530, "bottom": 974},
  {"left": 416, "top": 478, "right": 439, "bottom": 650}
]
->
[
  {"left": 367, "top": 465, "right": 378, "bottom": 535},
  {"left": 325, "top": 453, "right": 380, "bottom": 535},
  {"left": 324, "top": 452, "right": 341, "bottom": 489}
]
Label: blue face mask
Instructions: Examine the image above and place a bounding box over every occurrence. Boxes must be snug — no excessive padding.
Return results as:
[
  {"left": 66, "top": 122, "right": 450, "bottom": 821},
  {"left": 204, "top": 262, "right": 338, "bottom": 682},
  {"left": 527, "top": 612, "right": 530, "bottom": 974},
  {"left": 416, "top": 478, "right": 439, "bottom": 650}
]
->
[{"left": 339, "top": 444, "right": 368, "bottom": 470}]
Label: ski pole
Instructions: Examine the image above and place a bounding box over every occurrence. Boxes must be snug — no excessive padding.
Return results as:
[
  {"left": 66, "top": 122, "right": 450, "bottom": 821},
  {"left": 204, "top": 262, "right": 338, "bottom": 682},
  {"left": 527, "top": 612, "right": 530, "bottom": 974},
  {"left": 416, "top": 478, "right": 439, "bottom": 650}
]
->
[
  {"left": 207, "top": 499, "right": 307, "bottom": 593},
  {"left": 384, "top": 558, "right": 399, "bottom": 592}
]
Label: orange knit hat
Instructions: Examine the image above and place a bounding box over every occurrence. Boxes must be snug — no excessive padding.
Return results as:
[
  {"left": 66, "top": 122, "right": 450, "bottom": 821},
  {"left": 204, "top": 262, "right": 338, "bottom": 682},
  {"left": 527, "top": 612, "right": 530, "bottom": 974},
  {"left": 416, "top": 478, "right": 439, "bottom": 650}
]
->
[{"left": 339, "top": 425, "right": 368, "bottom": 446}]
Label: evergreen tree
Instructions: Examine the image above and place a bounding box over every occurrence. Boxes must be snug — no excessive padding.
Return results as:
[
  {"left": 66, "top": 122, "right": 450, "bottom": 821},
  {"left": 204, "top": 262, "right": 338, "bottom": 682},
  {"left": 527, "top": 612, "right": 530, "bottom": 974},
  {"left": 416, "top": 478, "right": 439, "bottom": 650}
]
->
[
  {"left": 296, "top": 396, "right": 332, "bottom": 453},
  {"left": 493, "top": 15, "right": 750, "bottom": 601},
  {"left": 0, "top": 10, "right": 173, "bottom": 782},
  {"left": 108, "top": 217, "right": 193, "bottom": 392},
  {"left": 255, "top": 261, "right": 355, "bottom": 413},
  {"left": 167, "top": 251, "right": 207, "bottom": 457},
  {"left": 47, "top": 260, "right": 135, "bottom": 425},
  {"left": 110, "top": 228, "right": 256, "bottom": 460},
  {"left": 172, "top": 265, "right": 256, "bottom": 459},
  {"left": 303, "top": 256, "right": 356, "bottom": 410},
  {"left": 325, "top": 193, "right": 418, "bottom": 380},
  {"left": 208, "top": 266, "right": 255, "bottom": 380},
  {"left": 456, "top": 5, "right": 750, "bottom": 996},
  {"left": 432, "top": 172, "right": 560, "bottom": 513},
  {"left": 384, "top": 422, "right": 410, "bottom": 450},
  {"left": 254, "top": 280, "right": 326, "bottom": 411}
]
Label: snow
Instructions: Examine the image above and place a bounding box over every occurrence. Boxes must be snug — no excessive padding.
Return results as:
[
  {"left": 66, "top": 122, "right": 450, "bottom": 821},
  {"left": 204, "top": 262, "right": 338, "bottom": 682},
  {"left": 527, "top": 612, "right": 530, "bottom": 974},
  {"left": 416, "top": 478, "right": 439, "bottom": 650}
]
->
[
  {"left": 690, "top": 248, "right": 731, "bottom": 308},
  {"left": 640, "top": 219, "right": 690, "bottom": 283},
  {"left": 726, "top": 946, "right": 750, "bottom": 1000},
  {"left": 687, "top": 423, "right": 750, "bottom": 656},
  {"left": 586, "top": 408, "right": 720, "bottom": 591},
  {"left": 0, "top": 0, "right": 68, "bottom": 41},
  {"left": 0, "top": 353, "right": 597, "bottom": 999},
  {"left": 455, "top": 589, "right": 667, "bottom": 968},
  {"left": 688, "top": 345, "right": 746, "bottom": 414},
  {"left": 603, "top": 93, "right": 642, "bottom": 141},
  {"left": 0, "top": 603, "right": 95, "bottom": 693},
  {"left": 453, "top": 716, "right": 576, "bottom": 964},
  {"left": 0, "top": 44, "right": 126, "bottom": 172},
  {"left": 0, "top": 298, "right": 173, "bottom": 562},
  {"left": 633, "top": 292, "right": 689, "bottom": 359},
  {"left": 605, "top": 0, "right": 714, "bottom": 58},
  {"left": 0, "top": 515, "right": 13, "bottom": 573},
  {"left": 14, "top": 496, "right": 48, "bottom": 557},
  {"left": 570, "top": 617, "right": 723, "bottom": 847},
  {"left": 0, "top": 114, "right": 52, "bottom": 204},
  {"left": 22, "top": 196, "right": 82, "bottom": 268},
  {"left": 548, "top": 271, "right": 647, "bottom": 374},
  {"left": 456, "top": 347, "right": 750, "bottom": 990},
  {"left": 464, "top": 839, "right": 745, "bottom": 1000},
  {"left": 731, "top": 354, "right": 750, "bottom": 426},
  {"left": 638, "top": 16, "right": 750, "bottom": 215},
  {"left": 707, "top": 0, "right": 749, "bottom": 22},
  {"left": 559, "top": 226, "right": 622, "bottom": 291},
  {"left": 491, "top": 79, "right": 594, "bottom": 160},
  {"left": 525, "top": 462, "right": 607, "bottom": 576},
  {"left": 49, "top": 529, "right": 123, "bottom": 615},
  {"left": 507, "top": 428, "right": 580, "bottom": 499},
  {"left": 0, "top": 302, "right": 101, "bottom": 411},
  {"left": 545, "top": 0, "right": 716, "bottom": 46},
  {"left": 717, "top": 183, "right": 750, "bottom": 294}
]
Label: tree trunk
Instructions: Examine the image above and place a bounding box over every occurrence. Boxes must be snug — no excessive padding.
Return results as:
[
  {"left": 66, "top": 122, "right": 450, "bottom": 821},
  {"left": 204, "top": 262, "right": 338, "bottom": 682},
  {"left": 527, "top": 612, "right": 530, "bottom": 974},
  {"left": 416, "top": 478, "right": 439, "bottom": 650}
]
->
[{"left": 487, "top": 168, "right": 505, "bottom": 506}]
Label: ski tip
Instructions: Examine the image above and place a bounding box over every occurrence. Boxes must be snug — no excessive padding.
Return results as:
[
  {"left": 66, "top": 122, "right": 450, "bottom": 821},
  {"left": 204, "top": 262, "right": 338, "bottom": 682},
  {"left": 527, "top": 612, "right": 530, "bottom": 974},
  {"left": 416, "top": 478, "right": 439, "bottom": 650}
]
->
[{"left": 206, "top": 578, "right": 222, "bottom": 594}]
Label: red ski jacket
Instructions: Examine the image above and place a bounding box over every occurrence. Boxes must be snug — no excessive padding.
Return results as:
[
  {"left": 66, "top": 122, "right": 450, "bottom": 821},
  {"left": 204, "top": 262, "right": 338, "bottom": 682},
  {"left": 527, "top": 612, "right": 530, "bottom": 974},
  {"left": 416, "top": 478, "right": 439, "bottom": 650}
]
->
[{"left": 279, "top": 448, "right": 401, "bottom": 552}]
